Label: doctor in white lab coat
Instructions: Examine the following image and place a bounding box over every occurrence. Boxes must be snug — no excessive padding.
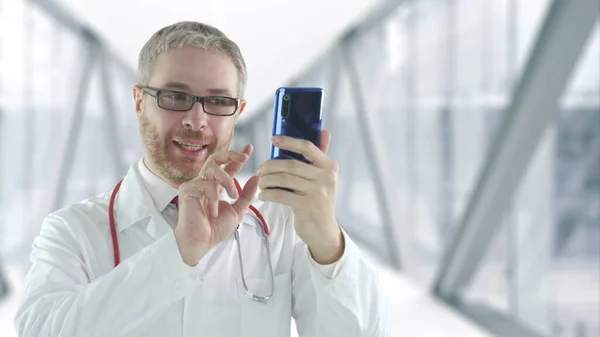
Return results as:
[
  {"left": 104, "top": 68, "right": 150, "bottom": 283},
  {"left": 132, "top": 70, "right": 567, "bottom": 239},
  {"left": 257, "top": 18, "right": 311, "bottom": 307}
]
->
[{"left": 14, "top": 21, "right": 389, "bottom": 337}]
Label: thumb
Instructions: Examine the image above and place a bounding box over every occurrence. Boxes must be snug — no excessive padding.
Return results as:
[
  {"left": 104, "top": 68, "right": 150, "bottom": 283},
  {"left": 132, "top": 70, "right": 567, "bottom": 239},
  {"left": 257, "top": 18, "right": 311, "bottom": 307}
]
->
[
  {"left": 319, "top": 130, "right": 331, "bottom": 154},
  {"left": 232, "top": 175, "right": 259, "bottom": 217}
]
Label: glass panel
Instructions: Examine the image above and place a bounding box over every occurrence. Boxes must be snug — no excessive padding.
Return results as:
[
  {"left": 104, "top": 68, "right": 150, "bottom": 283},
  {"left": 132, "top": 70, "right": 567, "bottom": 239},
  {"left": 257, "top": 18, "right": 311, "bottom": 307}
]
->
[
  {"left": 329, "top": 68, "right": 385, "bottom": 246},
  {"left": 461, "top": 215, "right": 511, "bottom": 313},
  {"left": 252, "top": 107, "right": 274, "bottom": 166},
  {"left": 62, "top": 64, "right": 109, "bottom": 206},
  {"left": 107, "top": 59, "right": 143, "bottom": 168},
  {"left": 0, "top": 1, "right": 91, "bottom": 258},
  {"left": 338, "top": 0, "right": 554, "bottom": 284},
  {"left": 549, "top": 23, "right": 600, "bottom": 337},
  {"left": 515, "top": 0, "right": 553, "bottom": 78},
  {"left": 0, "top": 0, "right": 140, "bottom": 263},
  {"left": 1, "top": 0, "right": 29, "bottom": 259},
  {"left": 463, "top": 22, "right": 600, "bottom": 337}
]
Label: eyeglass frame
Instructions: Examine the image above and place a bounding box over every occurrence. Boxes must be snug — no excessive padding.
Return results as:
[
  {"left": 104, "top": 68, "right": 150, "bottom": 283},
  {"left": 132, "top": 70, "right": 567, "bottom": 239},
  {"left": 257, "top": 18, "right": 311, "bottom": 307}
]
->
[{"left": 140, "top": 85, "right": 241, "bottom": 117}]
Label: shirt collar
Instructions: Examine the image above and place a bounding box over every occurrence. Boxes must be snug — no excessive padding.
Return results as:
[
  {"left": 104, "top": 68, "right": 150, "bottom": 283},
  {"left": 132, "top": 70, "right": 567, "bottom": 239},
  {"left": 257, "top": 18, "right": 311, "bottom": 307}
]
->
[
  {"left": 137, "top": 157, "right": 179, "bottom": 213},
  {"left": 114, "top": 157, "right": 178, "bottom": 232}
]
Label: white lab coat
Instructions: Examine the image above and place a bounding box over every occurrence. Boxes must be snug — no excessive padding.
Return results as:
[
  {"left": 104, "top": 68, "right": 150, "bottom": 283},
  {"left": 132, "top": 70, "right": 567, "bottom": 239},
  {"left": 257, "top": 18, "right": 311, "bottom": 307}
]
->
[{"left": 14, "top": 159, "right": 390, "bottom": 337}]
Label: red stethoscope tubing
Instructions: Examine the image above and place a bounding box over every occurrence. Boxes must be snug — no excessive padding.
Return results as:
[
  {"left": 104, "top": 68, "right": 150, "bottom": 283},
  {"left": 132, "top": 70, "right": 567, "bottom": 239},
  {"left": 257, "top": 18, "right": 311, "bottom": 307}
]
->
[{"left": 108, "top": 177, "right": 269, "bottom": 267}]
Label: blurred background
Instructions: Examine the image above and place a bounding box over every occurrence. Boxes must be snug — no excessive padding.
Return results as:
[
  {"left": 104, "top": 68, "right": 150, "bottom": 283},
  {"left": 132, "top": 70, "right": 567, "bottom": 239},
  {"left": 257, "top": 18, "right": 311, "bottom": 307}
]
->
[{"left": 0, "top": 0, "right": 598, "bottom": 336}]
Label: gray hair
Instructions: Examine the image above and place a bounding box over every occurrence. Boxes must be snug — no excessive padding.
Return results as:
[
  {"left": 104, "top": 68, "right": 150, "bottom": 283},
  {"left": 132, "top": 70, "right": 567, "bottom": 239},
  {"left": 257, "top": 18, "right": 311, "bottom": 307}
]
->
[{"left": 137, "top": 21, "right": 247, "bottom": 98}]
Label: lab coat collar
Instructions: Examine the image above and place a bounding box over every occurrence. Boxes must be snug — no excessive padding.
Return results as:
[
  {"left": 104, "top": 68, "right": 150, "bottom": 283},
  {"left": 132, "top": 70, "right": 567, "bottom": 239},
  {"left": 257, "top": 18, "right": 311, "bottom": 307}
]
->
[
  {"left": 115, "top": 158, "right": 175, "bottom": 233},
  {"left": 136, "top": 158, "right": 179, "bottom": 213}
]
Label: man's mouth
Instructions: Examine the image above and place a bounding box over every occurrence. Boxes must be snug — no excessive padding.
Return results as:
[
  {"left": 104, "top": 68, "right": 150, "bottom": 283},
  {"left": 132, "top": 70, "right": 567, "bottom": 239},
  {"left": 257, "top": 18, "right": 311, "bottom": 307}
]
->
[{"left": 173, "top": 140, "right": 208, "bottom": 151}]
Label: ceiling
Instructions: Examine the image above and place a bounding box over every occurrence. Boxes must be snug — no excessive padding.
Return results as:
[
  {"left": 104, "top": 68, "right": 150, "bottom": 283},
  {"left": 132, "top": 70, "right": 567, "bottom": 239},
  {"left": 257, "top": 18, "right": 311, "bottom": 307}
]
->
[{"left": 55, "top": 0, "right": 380, "bottom": 119}]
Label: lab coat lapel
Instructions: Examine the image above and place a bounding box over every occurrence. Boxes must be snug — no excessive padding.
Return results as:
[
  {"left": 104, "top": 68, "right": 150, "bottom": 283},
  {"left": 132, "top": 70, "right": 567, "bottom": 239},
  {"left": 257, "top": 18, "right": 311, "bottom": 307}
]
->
[{"left": 115, "top": 165, "right": 172, "bottom": 240}]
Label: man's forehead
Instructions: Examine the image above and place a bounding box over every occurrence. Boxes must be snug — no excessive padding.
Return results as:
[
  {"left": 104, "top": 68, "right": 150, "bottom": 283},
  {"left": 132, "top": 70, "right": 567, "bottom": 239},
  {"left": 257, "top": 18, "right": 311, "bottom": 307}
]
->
[
  {"left": 149, "top": 48, "right": 238, "bottom": 94},
  {"left": 154, "top": 46, "right": 233, "bottom": 68}
]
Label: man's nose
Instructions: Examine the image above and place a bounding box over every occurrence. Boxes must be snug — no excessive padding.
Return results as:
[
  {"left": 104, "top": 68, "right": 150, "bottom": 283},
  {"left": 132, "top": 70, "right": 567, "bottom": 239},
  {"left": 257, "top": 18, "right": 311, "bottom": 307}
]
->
[{"left": 182, "top": 102, "right": 208, "bottom": 130}]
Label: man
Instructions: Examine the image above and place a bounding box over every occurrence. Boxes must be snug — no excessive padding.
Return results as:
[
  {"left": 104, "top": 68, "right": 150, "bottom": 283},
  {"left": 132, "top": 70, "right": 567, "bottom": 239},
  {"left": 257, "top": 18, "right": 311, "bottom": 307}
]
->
[{"left": 14, "top": 21, "right": 389, "bottom": 337}]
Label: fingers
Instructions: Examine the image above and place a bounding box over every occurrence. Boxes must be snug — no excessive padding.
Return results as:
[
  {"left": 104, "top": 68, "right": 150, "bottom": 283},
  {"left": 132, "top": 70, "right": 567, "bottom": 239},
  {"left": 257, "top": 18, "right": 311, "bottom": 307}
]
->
[
  {"left": 201, "top": 159, "right": 242, "bottom": 216},
  {"left": 181, "top": 181, "right": 220, "bottom": 201},
  {"left": 196, "top": 145, "right": 253, "bottom": 199},
  {"left": 257, "top": 131, "right": 339, "bottom": 209},
  {"left": 272, "top": 132, "right": 332, "bottom": 168},
  {"left": 223, "top": 144, "right": 253, "bottom": 177},
  {"left": 258, "top": 158, "right": 319, "bottom": 180},
  {"left": 179, "top": 180, "right": 220, "bottom": 217},
  {"left": 180, "top": 145, "right": 254, "bottom": 218},
  {"left": 258, "top": 187, "right": 303, "bottom": 207},
  {"left": 209, "top": 149, "right": 250, "bottom": 166},
  {"left": 232, "top": 176, "right": 260, "bottom": 217},
  {"left": 258, "top": 172, "right": 310, "bottom": 195},
  {"left": 204, "top": 162, "right": 238, "bottom": 199}
]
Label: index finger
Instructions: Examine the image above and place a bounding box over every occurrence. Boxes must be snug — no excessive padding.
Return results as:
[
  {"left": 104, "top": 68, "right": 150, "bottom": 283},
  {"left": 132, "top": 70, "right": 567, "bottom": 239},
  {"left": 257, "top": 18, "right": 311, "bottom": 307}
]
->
[
  {"left": 223, "top": 144, "right": 253, "bottom": 177},
  {"left": 272, "top": 135, "right": 330, "bottom": 167},
  {"left": 209, "top": 150, "right": 249, "bottom": 166}
]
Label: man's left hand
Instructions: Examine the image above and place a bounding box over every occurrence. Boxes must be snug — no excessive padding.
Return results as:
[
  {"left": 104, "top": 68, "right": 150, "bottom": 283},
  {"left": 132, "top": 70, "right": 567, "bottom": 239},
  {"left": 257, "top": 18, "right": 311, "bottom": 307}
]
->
[{"left": 257, "top": 130, "right": 344, "bottom": 265}]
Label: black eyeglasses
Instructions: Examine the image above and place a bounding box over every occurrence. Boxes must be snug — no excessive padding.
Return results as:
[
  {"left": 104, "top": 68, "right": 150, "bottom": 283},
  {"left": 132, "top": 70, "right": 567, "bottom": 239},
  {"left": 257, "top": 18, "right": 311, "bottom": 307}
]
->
[{"left": 142, "top": 86, "right": 240, "bottom": 116}]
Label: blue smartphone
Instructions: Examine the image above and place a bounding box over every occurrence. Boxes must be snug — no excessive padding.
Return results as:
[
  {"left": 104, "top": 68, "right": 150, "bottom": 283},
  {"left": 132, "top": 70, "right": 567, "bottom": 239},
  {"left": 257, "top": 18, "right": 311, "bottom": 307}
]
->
[{"left": 270, "top": 87, "right": 323, "bottom": 163}]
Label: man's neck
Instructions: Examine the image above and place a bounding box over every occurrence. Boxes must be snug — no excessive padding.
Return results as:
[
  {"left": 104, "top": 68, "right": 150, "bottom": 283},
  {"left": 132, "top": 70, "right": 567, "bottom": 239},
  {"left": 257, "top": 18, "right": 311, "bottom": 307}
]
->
[{"left": 142, "top": 155, "right": 180, "bottom": 189}]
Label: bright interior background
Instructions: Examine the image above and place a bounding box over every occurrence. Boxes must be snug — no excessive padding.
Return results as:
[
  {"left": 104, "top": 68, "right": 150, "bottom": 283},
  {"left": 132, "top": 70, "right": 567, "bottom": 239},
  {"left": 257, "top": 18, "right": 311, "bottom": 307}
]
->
[
  {"left": 0, "top": 0, "right": 598, "bottom": 336},
  {"left": 55, "top": 0, "right": 379, "bottom": 119}
]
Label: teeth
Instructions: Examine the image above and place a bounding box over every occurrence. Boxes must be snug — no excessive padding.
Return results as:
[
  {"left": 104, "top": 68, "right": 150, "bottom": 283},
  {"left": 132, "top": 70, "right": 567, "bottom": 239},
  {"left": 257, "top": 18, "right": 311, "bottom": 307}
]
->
[{"left": 175, "top": 141, "right": 204, "bottom": 151}]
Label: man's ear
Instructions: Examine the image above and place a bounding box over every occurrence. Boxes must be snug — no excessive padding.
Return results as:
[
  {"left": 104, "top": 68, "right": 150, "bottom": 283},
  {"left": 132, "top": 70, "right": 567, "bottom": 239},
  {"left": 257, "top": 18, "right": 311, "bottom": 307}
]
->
[
  {"left": 237, "top": 99, "right": 247, "bottom": 116},
  {"left": 133, "top": 85, "right": 143, "bottom": 115}
]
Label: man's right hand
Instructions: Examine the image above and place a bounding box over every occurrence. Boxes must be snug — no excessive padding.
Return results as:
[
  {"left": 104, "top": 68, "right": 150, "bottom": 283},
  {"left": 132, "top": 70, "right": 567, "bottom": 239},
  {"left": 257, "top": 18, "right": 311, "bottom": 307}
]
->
[{"left": 174, "top": 144, "right": 259, "bottom": 266}]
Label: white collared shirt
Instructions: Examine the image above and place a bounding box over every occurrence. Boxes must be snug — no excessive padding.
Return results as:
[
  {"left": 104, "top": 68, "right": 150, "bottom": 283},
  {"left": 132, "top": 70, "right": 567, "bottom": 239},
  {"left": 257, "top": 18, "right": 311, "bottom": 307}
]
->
[{"left": 14, "top": 159, "right": 390, "bottom": 337}]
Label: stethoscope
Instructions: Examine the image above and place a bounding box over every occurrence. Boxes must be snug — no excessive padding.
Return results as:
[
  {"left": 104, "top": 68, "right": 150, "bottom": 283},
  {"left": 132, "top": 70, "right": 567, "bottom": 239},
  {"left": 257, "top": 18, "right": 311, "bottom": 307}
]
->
[{"left": 108, "top": 177, "right": 275, "bottom": 303}]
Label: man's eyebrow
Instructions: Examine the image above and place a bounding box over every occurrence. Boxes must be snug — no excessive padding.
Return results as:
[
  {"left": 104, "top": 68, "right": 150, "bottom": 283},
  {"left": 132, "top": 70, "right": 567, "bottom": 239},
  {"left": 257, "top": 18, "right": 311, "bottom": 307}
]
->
[
  {"left": 161, "top": 83, "right": 234, "bottom": 96},
  {"left": 206, "top": 88, "right": 234, "bottom": 96},
  {"left": 162, "top": 82, "right": 191, "bottom": 91}
]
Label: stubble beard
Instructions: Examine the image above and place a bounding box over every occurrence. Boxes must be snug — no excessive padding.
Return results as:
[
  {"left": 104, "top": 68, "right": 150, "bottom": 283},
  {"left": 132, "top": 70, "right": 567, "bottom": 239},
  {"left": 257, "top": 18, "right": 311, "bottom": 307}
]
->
[{"left": 139, "top": 113, "right": 234, "bottom": 185}]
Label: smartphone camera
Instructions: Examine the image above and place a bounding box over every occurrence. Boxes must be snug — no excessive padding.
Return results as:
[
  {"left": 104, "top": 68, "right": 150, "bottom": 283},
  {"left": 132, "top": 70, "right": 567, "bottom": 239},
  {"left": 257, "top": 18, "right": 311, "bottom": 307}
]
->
[{"left": 282, "top": 95, "right": 290, "bottom": 117}]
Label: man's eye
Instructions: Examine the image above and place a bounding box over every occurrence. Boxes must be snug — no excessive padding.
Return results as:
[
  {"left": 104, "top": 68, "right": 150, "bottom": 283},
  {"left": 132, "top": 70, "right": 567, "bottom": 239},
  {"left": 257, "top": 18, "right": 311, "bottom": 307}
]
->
[
  {"left": 172, "top": 94, "right": 188, "bottom": 101},
  {"left": 206, "top": 97, "right": 226, "bottom": 105}
]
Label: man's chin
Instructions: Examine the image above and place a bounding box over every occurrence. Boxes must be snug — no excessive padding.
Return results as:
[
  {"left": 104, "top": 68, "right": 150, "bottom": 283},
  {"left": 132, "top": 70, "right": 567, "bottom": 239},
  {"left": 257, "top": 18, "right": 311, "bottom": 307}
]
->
[
  {"left": 172, "top": 166, "right": 203, "bottom": 182},
  {"left": 162, "top": 145, "right": 224, "bottom": 182},
  {"left": 157, "top": 159, "right": 202, "bottom": 184}
]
